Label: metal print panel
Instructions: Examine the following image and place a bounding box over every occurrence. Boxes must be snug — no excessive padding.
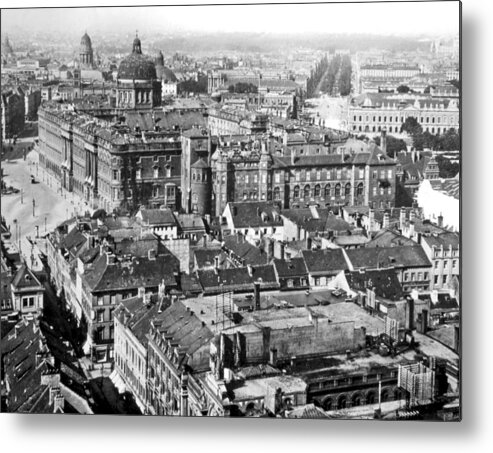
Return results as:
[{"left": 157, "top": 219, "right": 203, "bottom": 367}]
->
[{"left": 0, "top": 1, "right": 461, "bottom": 420}]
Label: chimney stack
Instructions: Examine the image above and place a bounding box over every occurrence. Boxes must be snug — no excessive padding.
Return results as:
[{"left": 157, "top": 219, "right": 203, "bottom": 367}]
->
[
  {"left": 406, "top": 297, "right": 415, "bottom": 331},
  {"left": 381, "top": 128, "right": 387, "bottom": 155},
  {"left": 254, "top": 281, "right": 261, "bottom": 311},
  {"left": 400, "top": 208, "right": 406, "bottom": 231},
  {"left": 247, "top": 264, "right": 253, "bottom": 277},
  {"left": 383, "top": 212, "right": 390, "bottom": 229},
  {"left": 306, "top": 236, "right": 312, "bottom": 250},
  {"left": 437, "top": 214, "right": 443, "bottom": 227},
  {"left": 369, "top": 209, "right": 375, "bottom": 231}
]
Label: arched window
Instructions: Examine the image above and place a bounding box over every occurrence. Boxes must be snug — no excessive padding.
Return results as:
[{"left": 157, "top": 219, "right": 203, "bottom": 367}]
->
[
  {"left": 314, "top": 184, "right": 321, "bottom": 197},
  {"left": 324, "top": 184, "right": 331, "bottom": 198},
  {"left": 345, "top": 183, "right": 351, "bottom": 196},
  {"left": 356, "top": 182, "right": 364, "bottom": 196},
  {"left": 274, "top": 187, "right": 280, "bottom": 200},
  {"left": 335, "top": 183, "right": 341, "bottom": 197},
  {"left": 304, "top": 185, "right": 311, "bottom": 199},
  {"left": 293, "top": 185, "right": 300, "bottom": 199}
]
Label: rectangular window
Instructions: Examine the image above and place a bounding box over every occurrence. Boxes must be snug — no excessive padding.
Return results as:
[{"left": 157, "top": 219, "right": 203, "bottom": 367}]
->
[
  {"left": 316, "top": 170, "right": 321, "bottom": 180},
  {"left": 245, "top": 175, "right": 249, "bottom": 184},
  {"left": 306, "top": 171, "right": 311, "bottom": 181},
  {"left": 275, "top": 173, "right": 280, "bottom": 183},
  {"left": 154, "top": 167, "right": 159, "bottom": 179},
  {"left": 444, "top": 260, "right": 448, "bottom": 268},
  {"left": 253, "top": 174, "right": 258, "bottom": 183},
  {"left": 359, "top": 169, "right": 364, "bottom": 179},
  {"left": 166, "top": 186, "right": 175, "bottom": 199},
  {"left": 112, "top": 170, "right": 119, "bottom": 181},
  {"left": 443, "top": 275, "right": 447, "bottom": 284},
  {"left": 97, "top": 310, "right": 104, "bottom": 322},
  {"left": 434, "top": 275, "right": 439, "bottom": 284},
  {"left": 452, "top": 260, "right": 457, "bottom": 269}
]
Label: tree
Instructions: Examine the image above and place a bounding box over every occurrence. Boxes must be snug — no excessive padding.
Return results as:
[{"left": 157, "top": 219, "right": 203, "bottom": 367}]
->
[
  {"left": 373, "top": 135, "right": 407, "bottom": 158},
  {"left": 396, "top": 85, "right": 411, "bottom": 93},
  {"left": 401, "top": 117, "right": 423, "bottom": 136}
]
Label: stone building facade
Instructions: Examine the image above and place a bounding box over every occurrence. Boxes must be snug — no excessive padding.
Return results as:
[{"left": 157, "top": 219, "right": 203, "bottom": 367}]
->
[
  {"left": 210, "top": 137, "right": 396, "bottom": 216},
  {"left": 349, "top": 93, "right": 459, "bottom": 136}
]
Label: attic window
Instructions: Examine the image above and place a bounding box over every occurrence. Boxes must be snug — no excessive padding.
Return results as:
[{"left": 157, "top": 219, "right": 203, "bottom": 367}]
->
[{"left": 25, "top": 275, "right": 31, "bottom": 281}]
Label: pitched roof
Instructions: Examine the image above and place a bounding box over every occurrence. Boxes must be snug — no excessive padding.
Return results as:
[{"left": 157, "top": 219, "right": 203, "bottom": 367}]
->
[
  {"left": 281, "top": 208, "right": 352, "bottom": 234},
  {"left": 84, "top": 254, "right": 178, "bottom": 293},
  {"left": 302, "top": 249, "right": 349, "bottom": 275},
  {"left": 137, "top": 208, "right": 177, "bottom": 226},
  {"left": 273, "top": 257, "right": 308, "bottom": 278},
  {"left": 227, "top": 202, "right": 282, "bottom": 229},
  {"left": 222, "top": 235, "right": 269, "bottom": 266},
  {"left": 197, "top": 264, "right": 278, "bottom": 294},
  {"left": 11, "top": 263, "right": 43, "bottom": 290},
  {"left": 421, "top": 232, "right": 460, "bottom": 250},
  {"left": 346, "top": 246, "right": 432, "bottom": 270}
]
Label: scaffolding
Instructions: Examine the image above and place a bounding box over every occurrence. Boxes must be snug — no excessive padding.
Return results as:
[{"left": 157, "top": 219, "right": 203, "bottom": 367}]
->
[{"left": 398, "top": 362, "right": 435, "bottom": 407}]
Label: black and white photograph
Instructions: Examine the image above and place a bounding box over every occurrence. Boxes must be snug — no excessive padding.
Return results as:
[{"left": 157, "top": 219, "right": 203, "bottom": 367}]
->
[{"left": 0, "top": 0, "right": 463, "bottom": 429}]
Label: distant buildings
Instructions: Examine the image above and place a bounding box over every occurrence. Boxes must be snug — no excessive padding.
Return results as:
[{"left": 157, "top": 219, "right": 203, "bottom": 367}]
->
[{"left": 349, "top": 93, "right": 459, "bottom": 136}]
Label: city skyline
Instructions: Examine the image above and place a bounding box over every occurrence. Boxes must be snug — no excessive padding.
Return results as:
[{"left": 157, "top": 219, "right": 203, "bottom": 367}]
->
[{"left": 1, "top": 1, "right": 460, "bottom": 38}]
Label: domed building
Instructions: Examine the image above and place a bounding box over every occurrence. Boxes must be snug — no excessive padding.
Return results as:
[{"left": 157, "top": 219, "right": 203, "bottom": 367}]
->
[
  {"left": 116, "top": 34, "right": 162, "bottom": 109},
  {"left": 79, "top": 32, "right": 94, "bottom": 69},
  {"left": 154, "top": 50, "right": 178, "bottom": 83}
]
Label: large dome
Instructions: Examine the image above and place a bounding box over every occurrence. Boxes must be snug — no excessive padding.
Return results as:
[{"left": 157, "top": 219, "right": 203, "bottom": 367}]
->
[
  {"left": 80, "top": 32, "right": 92, "bottom": 52},
  {"left": 117, "top": 34, "right": 157, "bottom": 81}
]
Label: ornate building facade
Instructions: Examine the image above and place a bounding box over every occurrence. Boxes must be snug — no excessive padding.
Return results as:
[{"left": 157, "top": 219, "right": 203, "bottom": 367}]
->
[{"left": 209, "top": 136, "right": 396, "bottom": 216}]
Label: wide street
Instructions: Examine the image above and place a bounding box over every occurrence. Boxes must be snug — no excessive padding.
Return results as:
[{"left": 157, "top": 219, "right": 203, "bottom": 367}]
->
[{"left": 1, "top": 139, "right": 88, "bottom": 258}]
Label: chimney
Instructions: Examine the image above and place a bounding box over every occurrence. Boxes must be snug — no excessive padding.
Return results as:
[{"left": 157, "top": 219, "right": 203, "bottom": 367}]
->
[
  {"left": 214, "top": 255, "right": 220, "bottom": 269},
  {"left": 269, "top": 348, "right": 278, "bottom": 366},
  {"left": 148, "top": 249, "right": 157, "bottom": 260},
  {"left": 406, "top": 297, "right": 414, "bottom": 331},
  {"left": 383, "top": 212, "right": 390, "bottom": 229},
  {"left": 409, "top": 210, "right": 416, "bottom": 222},
  {"left": 400, "top": 208, "right": 406, "bottom": 231},
  {"left": 306, "top": 236, "right": 312, "bottom": 250},
  {"left": 421, "top": 309, "right": 428, "bottom": 334},
  {"left": 279, "top": 242, "right": 285, "bottom": 260},
  {"left": 247, "top": 264, "right": 253, "bottom": 277},
  {"left": 381, "top": 128, "right": 387, "bottom": 155},
  {"left": 254, "top": 281, "right": 261, "bottom": 311},
  {"left": 368, "top": 209, "right": 375, "bottom": 231},
  {"left": 437, "top": 214, "right": 443, "bottom": 227}
]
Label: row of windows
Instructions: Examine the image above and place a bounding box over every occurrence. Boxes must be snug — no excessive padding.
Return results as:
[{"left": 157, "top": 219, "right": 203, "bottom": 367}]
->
[
  {"left": 404, "top": 272, "right": 429, "bottom": 282},
  {"left": 434, "top": 259, "right": 458, "bottom": 269},
  {"left": 292, "top": 183, "right": 364, "bottom": 199},
  {"left": 352, "top": 125, "right": 454, "bottom": 135},
  {"left": 353, "top": 114, "right": 457, "bottom": 124}
]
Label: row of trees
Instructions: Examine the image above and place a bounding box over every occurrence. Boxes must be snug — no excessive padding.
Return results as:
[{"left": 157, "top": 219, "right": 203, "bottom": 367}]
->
[
  {"left": 228, "top": 82, "right": 258, "bottom": 94},
  {"left": 319, "top": 54, "right": 352, "bottom": 96},
  {"left": 306, "top": 54, "right": 329, "bottom": 98},
  {"left": 177, "top": 75, "right": 208, "bottom": 94},
  {"left": 401, "top": 118, "right": 460, "bottom": 151}
]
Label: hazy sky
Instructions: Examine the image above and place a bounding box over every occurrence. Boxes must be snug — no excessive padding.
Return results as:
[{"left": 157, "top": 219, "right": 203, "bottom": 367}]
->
[{"left": 1, "top": 1, "right": 460, "bottom": 37}]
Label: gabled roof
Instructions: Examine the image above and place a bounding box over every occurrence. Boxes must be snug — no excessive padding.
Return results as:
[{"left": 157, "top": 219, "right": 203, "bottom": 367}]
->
[
  {"left": 226, "top": 202, "right": 282, "bottom": 229},
  {"left": 84, "top": 254, "right": 178, "bottom": 293},
  {"left": 302, "top": 249, "right": 348, "bottom": 275},
  {"left": 273, "top": 257, "right": 308, "bottom": 278},
  {"left": 346, "top": 246, "right": 432, "bottom": 270},
  {"left": 197, "top": 264, "right": 278, "bottom": 294},
  {"left": 136, "top": 208, "right": 177, "bottom": 226},
  {"left": 11, "top": 263, "right": 43, "bottom": 290},
  {"left": 222, "top": 235, "right": 269, "bottom": 266},
  {"left": 421, "top": 232, "right": 460, "bottom": 250}
]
